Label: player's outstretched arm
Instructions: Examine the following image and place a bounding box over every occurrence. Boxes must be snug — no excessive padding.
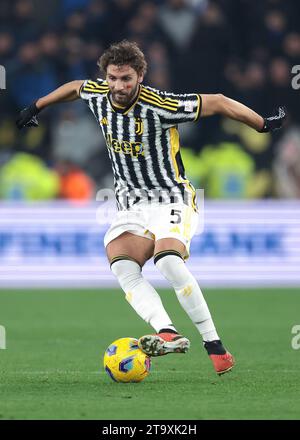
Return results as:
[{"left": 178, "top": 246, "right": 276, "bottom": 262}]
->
[
  {"left": 201, "top": 94, "right": 286, "bottom": 132},
  {"left": 16, "top": 80, "right": 84, "bottom": 129}
]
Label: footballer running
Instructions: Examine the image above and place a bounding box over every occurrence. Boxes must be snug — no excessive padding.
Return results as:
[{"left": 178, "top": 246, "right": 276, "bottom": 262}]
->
[{"left": 16, "top": 40, "right": 286, "bottom": 375}]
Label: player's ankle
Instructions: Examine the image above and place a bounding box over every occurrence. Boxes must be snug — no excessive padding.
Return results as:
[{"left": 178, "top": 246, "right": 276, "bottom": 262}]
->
[
  {"left": 203, "top": 340, "right": 226, "bottom": 355},
  {"left": 158, "top": 328, "right": 178, "bottom": 335}
]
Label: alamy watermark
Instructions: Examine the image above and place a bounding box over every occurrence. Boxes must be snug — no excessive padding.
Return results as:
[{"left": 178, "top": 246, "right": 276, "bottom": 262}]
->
[
  {"left": 291, "top": 325, "right": 300, "bottom": 350},
  {"left": 291, "top": 65, "right": 300, "bottom": 90},
  {"left": 0, "top": 65, "right": 6, "bottom": 90},
  {"left": 95, "top": 187, "right": 204, "bottom": 234},
  {"left": 0, "top": 325, "right": 6, "bottom": 349}
]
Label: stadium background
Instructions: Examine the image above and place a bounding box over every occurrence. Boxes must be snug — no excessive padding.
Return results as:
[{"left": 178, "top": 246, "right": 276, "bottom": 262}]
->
[
  {"left": 1, "top": 0, "right": 300, "bottom": 421},
  {"left": 1, "top": 0, "right": 300, "bottom": 199}
]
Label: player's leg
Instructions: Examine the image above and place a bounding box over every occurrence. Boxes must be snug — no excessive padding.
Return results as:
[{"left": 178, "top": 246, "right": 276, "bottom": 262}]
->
[
  {"left": 152, "top": 237, "right": 234, "bottom": 374},
  {"left": 137, "top": 203, "right": 233, "bottom": 372},
  {"left": 106, "top": 231, "right": 178, "bottom": 334},
  {"left": 154, "top": 237, "right": 220, "bottom": 342}
]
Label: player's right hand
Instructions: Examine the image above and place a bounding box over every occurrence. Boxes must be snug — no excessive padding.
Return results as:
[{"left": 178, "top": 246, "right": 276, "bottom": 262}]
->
[{"left": 16, "top": 103, "right": 40, "bottom": 129}]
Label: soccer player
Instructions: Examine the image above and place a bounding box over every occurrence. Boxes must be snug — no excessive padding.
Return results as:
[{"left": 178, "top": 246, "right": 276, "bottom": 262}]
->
[{"left": 16, "top": 40, "right": 286, "bottom": 375}]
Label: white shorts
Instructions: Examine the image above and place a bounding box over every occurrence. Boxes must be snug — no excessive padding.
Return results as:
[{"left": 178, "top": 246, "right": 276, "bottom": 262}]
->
[{"left": 104, "top": 203, "right": 199, "bottom": 259}]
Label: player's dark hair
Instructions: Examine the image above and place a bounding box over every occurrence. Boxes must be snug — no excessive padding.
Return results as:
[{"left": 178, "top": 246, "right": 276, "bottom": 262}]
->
[{"left": 98, "top": 40, "right": 147, "bottom": 76}]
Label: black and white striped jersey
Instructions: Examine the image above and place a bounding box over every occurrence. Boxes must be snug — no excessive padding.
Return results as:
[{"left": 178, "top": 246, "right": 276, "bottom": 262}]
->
[{"left": 80, "top": 78, "right": 202, "bottom": 211}]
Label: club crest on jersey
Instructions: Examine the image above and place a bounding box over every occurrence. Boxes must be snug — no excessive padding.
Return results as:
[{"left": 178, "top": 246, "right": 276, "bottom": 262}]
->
[
  {"left": 106, "top": 133, "right": 144, "bottom": 158},
  {"left": 135, "top": 117, "right": 144, "bottom": 135}
]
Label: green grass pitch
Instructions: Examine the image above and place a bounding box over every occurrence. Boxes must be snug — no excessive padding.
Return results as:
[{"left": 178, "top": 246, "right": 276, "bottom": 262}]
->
[{"left": 0, "top": 288, "right": 300, "bottom": 420}]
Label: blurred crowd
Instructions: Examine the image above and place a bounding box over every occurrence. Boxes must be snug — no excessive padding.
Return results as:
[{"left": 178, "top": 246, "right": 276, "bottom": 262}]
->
[{"left": 0, "top": 0, "right": 300, "bottom": 200}]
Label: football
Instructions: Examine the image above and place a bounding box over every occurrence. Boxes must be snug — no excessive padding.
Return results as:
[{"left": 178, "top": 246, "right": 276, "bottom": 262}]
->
[{"left": 103, "top": 337, "right": 151, "bottom": 383}]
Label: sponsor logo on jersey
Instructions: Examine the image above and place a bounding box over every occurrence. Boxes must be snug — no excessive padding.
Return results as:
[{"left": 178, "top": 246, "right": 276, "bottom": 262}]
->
[{"left": 106, "top": 134, "right": 144, "bottom": 157}]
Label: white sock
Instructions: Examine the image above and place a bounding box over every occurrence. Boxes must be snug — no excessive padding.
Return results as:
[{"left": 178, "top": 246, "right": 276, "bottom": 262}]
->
[
  {"left": 111, "top": 259, "right": 176, "bottom": 333},
  {"left": 155, "top": 254, "right": 219, "bottom": 342}
]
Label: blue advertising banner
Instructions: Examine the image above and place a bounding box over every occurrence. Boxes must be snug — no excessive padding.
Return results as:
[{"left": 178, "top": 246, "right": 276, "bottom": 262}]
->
[{"left": 0, "top": 201, "right": 299, "bottom": 288}]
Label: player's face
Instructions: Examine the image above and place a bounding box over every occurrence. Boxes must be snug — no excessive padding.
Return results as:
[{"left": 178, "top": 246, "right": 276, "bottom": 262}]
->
[{"left": 106, "top": 64, "right": 143, "bottom": 107}]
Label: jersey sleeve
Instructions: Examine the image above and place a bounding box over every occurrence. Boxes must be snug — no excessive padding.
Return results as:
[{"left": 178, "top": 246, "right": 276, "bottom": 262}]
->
[
  {"left": 79, "top": 78, "right": 109, "bottom": 100},
  {"left": 140, "top": 86, "right": 202, "bottom": 128}
]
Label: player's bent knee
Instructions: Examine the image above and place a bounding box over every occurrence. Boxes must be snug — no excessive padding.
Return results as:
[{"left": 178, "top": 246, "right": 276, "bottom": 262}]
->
[
  {"left": 154, "top": 238, "right": 186, "bottom": 256},
  {"left": 106, "top": 232, "right": 154, "bottom": 267},
  {"left": 154, "top": 250, "right": 183, "bottom": 265},
  {"left": 110, "top": 254, "right": 142, "bottom": 268}
]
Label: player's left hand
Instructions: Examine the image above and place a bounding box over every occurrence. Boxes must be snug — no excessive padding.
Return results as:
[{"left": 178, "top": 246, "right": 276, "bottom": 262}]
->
[
  {"left": 16, "top": 103, "right": 40, "bottom": 129},
  {"left": 258, "top": 106, "right": 287, "bottom": 133}
]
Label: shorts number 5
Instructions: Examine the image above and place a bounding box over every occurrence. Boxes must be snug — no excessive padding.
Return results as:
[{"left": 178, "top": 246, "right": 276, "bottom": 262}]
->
[{"left": 170, "top": 209, "right": 182, "bottom": 224}]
